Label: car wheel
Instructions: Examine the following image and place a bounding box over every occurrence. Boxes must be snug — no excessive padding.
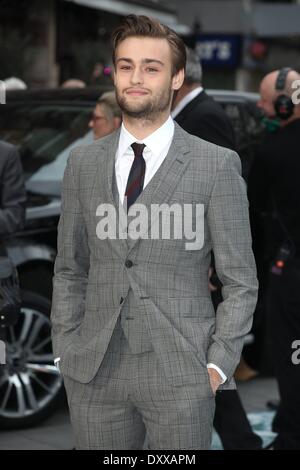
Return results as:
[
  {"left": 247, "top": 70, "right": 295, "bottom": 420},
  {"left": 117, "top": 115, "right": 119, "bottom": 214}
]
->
[{"left": 0, "top": 290, "right": 63, "bottom": 429}]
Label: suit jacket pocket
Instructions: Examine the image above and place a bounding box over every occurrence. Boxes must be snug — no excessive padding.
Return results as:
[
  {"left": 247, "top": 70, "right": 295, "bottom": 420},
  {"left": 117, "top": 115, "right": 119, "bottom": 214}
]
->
[{"left": 169, "top": 297, "right": 216, "bottom": 356}]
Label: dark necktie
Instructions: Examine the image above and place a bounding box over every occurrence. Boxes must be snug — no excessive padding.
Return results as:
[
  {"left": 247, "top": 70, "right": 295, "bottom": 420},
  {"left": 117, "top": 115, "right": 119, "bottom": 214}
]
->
[{"left": 125, "top": 142, "right": 146, "bottom": 211}]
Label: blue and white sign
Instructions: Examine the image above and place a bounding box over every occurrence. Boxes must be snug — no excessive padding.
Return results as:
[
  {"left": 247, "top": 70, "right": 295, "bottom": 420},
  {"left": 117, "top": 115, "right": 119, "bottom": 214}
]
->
[{"left": 195, "top": 35, "right": 241, "bottom": 67}]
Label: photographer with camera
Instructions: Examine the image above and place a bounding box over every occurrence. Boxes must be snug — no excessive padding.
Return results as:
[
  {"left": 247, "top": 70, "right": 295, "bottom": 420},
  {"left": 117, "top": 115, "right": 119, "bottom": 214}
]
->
[
  {"left": 248, "top": 68, "right": 300, "bottom": 449},
  {"left": 0, "top": 141, "right": 26, "bottom": 341}
]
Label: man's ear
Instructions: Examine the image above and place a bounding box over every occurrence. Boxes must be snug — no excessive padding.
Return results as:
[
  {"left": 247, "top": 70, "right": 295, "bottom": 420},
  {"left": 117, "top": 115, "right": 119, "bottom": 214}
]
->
[{"left": 172, "top": 68, "right": 185, "bottom": 91}]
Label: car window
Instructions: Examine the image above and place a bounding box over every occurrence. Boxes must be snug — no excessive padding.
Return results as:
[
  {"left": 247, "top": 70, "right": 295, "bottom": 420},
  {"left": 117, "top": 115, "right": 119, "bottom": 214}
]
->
[
  {"left": 0, "top": 103, "right": 93, "bottom": 180},
  {"left": 219, "top": 102, "right": 248, "bottom": 151},
  {"left": 243, "top": 102, "right": 265, "bottom": 145},
  {"left": 216, "top": 99, "right": 264, "bottom": 180}
]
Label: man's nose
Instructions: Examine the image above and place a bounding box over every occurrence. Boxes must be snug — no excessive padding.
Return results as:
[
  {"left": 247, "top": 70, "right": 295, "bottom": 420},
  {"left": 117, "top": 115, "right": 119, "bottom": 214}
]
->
[{"left": 130, "top": 67, "right": 143, "bottom": 84}]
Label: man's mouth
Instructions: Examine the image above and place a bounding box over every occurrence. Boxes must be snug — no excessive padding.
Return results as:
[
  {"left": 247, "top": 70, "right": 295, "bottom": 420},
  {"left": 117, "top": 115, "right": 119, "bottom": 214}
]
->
[{"left": 125, "top": 89, "right": 149, "bottom": 96}]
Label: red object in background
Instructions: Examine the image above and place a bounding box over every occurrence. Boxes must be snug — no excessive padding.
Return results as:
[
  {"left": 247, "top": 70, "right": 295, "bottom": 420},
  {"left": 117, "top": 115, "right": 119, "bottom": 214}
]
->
[
  {"left": 104, "top": 66, "right": 112, "bottom": 76},
  {"left": 249, "top": 41, "right": 268, "bottom": 61}
]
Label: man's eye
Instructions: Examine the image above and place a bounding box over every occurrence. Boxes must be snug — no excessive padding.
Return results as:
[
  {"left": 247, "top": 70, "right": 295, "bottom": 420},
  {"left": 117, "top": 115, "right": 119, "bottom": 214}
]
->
[
  {"left": 147, "top": 68, "right": 158, "bottom": 73},
  {"left": 120, "top": 66, "right": 131, "bottom": 70}
]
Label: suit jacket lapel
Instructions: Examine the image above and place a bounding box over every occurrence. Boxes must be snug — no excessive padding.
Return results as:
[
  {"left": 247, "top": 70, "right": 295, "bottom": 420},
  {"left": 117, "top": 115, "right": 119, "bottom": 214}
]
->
[
  {"left": 96, "top": 123, "right": 192, "bottom": 255},
  {"left": 95, "top": 128, "right": 129, "bottom": 257},
  {"left": 126, "top": 123, "right": 192, "bottom": 252},
  {"left": 102, "top": 127, "right": 121, "bottom": 208}
]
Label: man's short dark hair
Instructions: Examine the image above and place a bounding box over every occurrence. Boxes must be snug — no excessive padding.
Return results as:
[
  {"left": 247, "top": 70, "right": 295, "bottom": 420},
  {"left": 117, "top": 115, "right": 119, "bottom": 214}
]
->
[{"left": 111, "top": 14, "right": 186, "bottom": 76}]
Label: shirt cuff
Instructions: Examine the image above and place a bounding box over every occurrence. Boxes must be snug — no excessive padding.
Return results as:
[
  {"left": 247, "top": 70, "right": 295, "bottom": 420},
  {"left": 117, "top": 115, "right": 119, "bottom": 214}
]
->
[
  {"left": 54, "top": 357, "right": 60, "bottom": 364},
  {"left": 207, "top": 363, "right": 227, "bottom": 384}
]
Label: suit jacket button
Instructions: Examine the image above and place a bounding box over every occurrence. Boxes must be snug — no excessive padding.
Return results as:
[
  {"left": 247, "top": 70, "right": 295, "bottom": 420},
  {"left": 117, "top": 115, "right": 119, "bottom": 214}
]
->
[{"left": 125, "top": 260, "right": 133, "bottom": 268}]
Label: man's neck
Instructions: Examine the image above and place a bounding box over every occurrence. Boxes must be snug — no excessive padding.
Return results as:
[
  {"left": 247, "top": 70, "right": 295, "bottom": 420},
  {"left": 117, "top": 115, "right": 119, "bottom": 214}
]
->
[
  {"left": 172, "top": 83, "right": 201, "bottom": 109},
  {"left": 122, "top": 112, "right": 170, "bottom": 140}
]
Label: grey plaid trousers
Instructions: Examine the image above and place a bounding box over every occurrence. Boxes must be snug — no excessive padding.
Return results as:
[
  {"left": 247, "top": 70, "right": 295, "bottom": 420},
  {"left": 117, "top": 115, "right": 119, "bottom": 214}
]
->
[{"left": 63, "top": 295, "right": 216, "bottom": 450}]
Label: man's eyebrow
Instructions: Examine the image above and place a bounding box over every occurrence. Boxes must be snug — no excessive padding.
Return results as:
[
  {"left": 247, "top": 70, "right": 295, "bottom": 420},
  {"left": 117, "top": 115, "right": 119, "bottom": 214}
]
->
[
  {"left": 143, "top": 59, "right": 164, "bottom": 66},
  {"left": 116, "top": 57, "right": 165, "bottom": 66}
]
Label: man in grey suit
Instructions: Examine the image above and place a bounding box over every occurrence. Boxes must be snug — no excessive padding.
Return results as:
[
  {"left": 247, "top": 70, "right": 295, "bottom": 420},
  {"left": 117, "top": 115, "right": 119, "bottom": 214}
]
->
[{"left": 51, "top": 15, "right": 258, "bottom": 450}]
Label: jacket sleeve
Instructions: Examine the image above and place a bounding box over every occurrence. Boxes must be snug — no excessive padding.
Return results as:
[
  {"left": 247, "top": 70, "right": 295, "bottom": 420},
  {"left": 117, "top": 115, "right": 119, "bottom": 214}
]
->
[
  {"left": 50, "top": 150, "right": 90, "bottom": 358},
  {"left": 0, "top": 145, "right": 26, "bottom": 236},
  {"left": 206, "top": 149, "right": 259, "bottom": 380}
]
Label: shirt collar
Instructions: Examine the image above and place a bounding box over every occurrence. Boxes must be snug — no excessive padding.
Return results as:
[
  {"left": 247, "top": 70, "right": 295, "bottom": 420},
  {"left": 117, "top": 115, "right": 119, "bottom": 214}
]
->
[
  {"left": 171, "top": 86, "right": 203, "bottom": 119},
  {"left": 117, "top": 115, "right": 174, "bottom": 160}
]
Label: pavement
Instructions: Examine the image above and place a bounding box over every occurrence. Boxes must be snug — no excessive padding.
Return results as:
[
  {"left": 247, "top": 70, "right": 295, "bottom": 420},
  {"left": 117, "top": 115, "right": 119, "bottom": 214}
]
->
[{"left": 0, "top": 375, "right": 280, "bottom": 450}]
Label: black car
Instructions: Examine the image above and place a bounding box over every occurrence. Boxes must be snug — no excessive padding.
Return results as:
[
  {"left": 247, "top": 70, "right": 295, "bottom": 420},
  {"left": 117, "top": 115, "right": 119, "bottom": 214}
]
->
[{"left": 0, "top": 87, "right": 264, "bottom": 429}]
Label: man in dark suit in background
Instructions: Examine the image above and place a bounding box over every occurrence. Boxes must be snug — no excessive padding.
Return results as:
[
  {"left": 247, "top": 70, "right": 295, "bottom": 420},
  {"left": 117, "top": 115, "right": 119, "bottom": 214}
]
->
[
  {"left": 0, "top": 140, "right": 26, "bottom": 341},
  {"left": 172, "top": 50, "right": 235, "bottom": 150},
  {"left": 0, "top": 141, "right": 26, "bottom": 242},
  {"left": 248, "top": 68, "right": 300, "bottom": 450},
  {"left": 172, "top": 48, "right": 262, "bottom": 450}
]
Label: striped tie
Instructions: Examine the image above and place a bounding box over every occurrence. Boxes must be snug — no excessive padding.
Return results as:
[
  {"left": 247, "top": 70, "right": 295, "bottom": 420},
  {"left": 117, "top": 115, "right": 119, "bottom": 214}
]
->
[{"left": 125, "top": 142, "right": 146, "bottom": 212}]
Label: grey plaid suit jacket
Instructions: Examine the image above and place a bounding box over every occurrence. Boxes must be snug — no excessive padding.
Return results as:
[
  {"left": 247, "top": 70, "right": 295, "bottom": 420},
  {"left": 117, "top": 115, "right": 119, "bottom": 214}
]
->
[{"left": 50, "top": 122, "right": 258, "bottom": 390}]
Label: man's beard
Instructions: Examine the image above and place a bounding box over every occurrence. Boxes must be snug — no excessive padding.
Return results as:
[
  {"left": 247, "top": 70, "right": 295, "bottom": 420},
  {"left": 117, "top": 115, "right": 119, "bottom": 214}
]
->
[{"left": 116, "top": 84, "right": 172, "bottom": 121}]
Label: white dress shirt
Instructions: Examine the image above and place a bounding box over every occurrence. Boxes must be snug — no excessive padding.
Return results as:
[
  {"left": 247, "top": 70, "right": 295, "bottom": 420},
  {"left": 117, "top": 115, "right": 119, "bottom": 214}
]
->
[
  {"left": 171, "top": 86, "right": 203, "bottom": 119},
  {"left": 115, "top": 116, "right": 174, "bottom": 203},
  {"left": 55, "top": 114, "right": 227, "bottom": 384}
]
